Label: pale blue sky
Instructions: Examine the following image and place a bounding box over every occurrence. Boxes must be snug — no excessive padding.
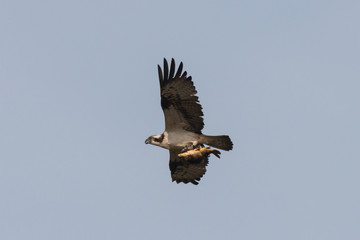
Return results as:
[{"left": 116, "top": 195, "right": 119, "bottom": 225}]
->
[{"left": 1, "top": 1, "right": 359, "bottom": 239}]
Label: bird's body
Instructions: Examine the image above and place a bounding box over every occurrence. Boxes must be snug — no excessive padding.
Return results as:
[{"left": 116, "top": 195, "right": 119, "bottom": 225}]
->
[
  {"left": 145, "top": 58, "right": 233, "bottom": 185},
  {"left": 150, "top": 130, "right": 199, "bottom": 150}
]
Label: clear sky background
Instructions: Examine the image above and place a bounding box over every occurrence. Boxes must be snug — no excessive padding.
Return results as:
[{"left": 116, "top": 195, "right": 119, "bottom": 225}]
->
[{"left": 1, "top": 1, "right": 359, "bottom": 239}]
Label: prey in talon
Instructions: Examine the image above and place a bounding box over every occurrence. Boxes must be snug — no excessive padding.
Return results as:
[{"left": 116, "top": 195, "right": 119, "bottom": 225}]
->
[{"left": 178, "top": 147, "right": 221, "bottom": 161}]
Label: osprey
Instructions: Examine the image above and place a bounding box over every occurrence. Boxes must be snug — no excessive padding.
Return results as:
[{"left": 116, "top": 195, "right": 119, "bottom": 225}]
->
[{"left": 145, "top": 58, "right": 233, "bottom": 185}]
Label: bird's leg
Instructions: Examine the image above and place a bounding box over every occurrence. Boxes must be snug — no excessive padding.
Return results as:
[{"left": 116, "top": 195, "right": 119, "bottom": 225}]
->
[
  {"left": 182, "top": 141, "right": 198, "bottom": 152},
  {"left": 181, "top": 141, "right": 205, "bottom": 153},
  {"left": 181, "top": 144, "right": 193, "bottom": 152},
  {"left": 189, "top": 141, "right": 201, "bottom": 149},
  {"left": 191, "top": 141, "right": 204, "bottom": 150}
]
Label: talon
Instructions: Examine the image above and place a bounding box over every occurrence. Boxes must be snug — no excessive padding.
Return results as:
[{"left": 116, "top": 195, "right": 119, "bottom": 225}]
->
[{"left": 183, "top": 143, "right": 196, "bottom": 152}]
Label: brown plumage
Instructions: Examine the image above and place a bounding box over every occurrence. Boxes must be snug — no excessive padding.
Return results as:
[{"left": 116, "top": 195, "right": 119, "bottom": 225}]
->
[
  {"left": 145, "top": 58, "right": 233, "bottom": 185},
  {"left": 158, "top": 58, "right": 204, "bottom": 133}
]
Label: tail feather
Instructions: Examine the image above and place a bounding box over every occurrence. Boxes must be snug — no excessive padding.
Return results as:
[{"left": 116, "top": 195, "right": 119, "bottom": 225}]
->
[{"left": 199, "top": 135, "right": 233, "bottom": 151}]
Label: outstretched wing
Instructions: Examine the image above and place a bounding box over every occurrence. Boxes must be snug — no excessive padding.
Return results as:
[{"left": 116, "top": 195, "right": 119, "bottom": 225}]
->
[
  {"left": 169, "top": 150, "right": 209, "bottom": 185},
  {"left": 158, "top": 58, "right": 204, "bottom": 134}
]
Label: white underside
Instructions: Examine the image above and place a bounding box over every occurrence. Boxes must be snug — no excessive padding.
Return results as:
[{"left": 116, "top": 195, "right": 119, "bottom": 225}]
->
[{"left": 160, "top": 130, "right": 200, "bottom": 150}]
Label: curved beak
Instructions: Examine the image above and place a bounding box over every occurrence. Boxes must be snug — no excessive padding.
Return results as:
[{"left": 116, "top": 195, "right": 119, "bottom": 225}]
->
[{"left": 145, "top": 137, "right": 151, "bottom": 144}]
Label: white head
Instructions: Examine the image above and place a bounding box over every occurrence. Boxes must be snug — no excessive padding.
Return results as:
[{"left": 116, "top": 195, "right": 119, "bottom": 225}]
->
[{"left": 144, "top": 134, "right": 164, "bottom": 147}]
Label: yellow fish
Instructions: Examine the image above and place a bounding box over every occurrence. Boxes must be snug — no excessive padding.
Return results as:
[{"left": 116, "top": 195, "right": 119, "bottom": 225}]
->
[{"left": 178, "top": 147, "right": 221, "bottom": 160}]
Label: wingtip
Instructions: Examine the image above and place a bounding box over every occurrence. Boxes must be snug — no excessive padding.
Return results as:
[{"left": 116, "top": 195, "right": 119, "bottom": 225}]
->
[
  {"left": 169, "top": 58, "right": 176, "bottom": 79},
  {"left": 158, "top": 64, "right": 163, "bottom": 85},
  {"left": 181, "top": 71, "right": 187, "bottom": 78},
  {"left": 191, "top": 180, "right": 199, "bottom": 185},
  {"left": 163, "top": 58, "right": 169, "bottom": 81},
  {"left": 175, "top": 61, "right": 183, "bottom": 78}
]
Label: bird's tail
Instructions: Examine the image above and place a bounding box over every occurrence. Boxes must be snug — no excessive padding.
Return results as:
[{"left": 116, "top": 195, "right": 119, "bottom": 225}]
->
[{"left": 199, "top": 135, "right": 233, "bottom": 151}]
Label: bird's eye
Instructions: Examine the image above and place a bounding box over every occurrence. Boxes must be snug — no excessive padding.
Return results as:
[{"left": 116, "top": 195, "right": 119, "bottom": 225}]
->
[{"left": 154, "top": 138, "right": 160, "bottom": 142}]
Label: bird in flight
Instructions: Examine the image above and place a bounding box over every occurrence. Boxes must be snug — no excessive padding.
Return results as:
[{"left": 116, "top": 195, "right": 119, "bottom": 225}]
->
[{"left": 145, "top": 58, "right": 233, "bottom": 185}]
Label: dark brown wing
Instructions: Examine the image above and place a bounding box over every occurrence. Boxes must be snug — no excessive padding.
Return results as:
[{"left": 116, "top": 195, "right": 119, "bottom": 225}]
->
[
  {"left": 169, "top": 150, "right": 209, "bottom": 185},
  {"left": 158, "top": 58, "right": 204, "bottom": 134}
]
